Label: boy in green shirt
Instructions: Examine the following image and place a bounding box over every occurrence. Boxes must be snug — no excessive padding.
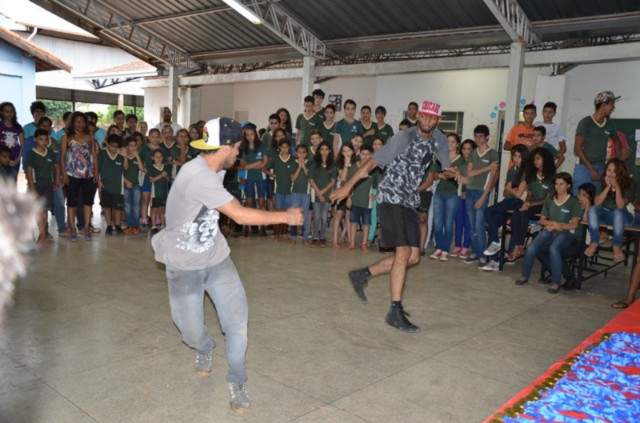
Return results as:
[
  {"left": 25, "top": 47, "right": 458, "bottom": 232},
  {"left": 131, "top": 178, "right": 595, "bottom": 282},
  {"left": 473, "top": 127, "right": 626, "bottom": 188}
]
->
[
  {"left": 374, "top": 106, "right": 394, "bottom": 144},
  {"left": 289, "top": 144, "right": 311, "bottom": 245},
  {"left": 148, "top": 149, "right": 170, "bottom": 234},
  {"left": 333, "top": 99, "right": 363, "bottom": 158},
  {"left": 264, "top": 138, "right": 294, "bottom": 240},
  {"left": 25, "top": 129, "right": 60, "bottom": 245},
  {"left": 123, "top": 136, "right": 146, "bottom": 234},
  {"left": 532, "top": 126, "right": 559, "bottom": 166},
  {"left": 320, "top": 104, "right": 336, "bottom": 146},
  {"left": 295, "top": 96, "right": 323, "bottom": 147},
  {"left": 98, "top": 134, "right": 127, "bottom": 235},
  {"left": 347, "top": 145, "right": 379, "bottom": 251}
]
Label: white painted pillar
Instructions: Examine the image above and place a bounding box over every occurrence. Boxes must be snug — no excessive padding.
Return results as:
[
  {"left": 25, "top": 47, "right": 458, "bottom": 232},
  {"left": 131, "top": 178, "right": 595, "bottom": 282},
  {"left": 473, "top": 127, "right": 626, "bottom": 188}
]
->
[
  {"left": 117, "top": 93, "right": 124, "bottom": 109},
  {"left": 301, "top": 56, "right": 315, "bottom": 101},
  {"left": 498, "top": 42, "right": 524, "bottom": 201},
  {"left": 177, "top": 87, "right": 202, "bottom": 127},
  {"left": 168, "top": 66, "right": 179, "bottom": 124}
]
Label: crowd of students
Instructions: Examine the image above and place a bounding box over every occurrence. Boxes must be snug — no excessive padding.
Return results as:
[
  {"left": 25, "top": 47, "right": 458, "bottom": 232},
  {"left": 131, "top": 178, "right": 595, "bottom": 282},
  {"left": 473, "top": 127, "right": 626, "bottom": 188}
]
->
[{"left": 0, "top": 89, "right": 638, "bottom": 308}]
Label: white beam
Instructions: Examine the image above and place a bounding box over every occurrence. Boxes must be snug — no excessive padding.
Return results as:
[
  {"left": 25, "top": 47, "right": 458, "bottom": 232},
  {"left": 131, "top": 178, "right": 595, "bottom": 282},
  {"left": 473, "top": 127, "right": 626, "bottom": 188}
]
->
[
  {"left": 301, "top": 56, "right": 315, "bottom": 100},
  {"left": 483, "top": 0, "right": 539, "bottom": 45},
  {"left": 139, "top": 42, "right": 640, "bottom": 87},
  {"left": 168, "top": 66, "right": 179, "bottom": 120}
]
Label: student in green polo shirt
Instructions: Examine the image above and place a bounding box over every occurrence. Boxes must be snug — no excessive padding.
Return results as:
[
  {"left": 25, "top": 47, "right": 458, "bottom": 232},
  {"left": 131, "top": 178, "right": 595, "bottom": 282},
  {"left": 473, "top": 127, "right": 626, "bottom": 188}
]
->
[
  {"left": 347, "top": 145, "right": 379, "bottom": 251},
  {"left": 532, "top": 126, "right": 559, "bottom": 167},
  {"left": 515, "top": 172, "right": 582, "bottom": 294},
  {"left": 320, "top": 104, "right": 336, "bottom": 146},
  {"left": 585, "top": 158, "right": 635, "bottom": 262},
  {"left": 359, "top": 105, "right": 376, "bottom": 146},
  {"left": 98, "top": 134, "right": 127, "bottom": 235},
  {"left": 507, "top": 147, "right": 555, "bottom": 263},
  {"left": 309, "top": 142, "right": 336, "bottom": 247},
  {"left": 148, "top": 148, "right": 170, "bottom": 234},
  {"left": 482, "top": 145, "right": 529, "bottom": 270},
  {"left": 332, "top": 99, "right": 363, "bottom": 158},
  {"left": 25, "top": 129, "right": 60, "bottom": 245},
  {"left": 431, "top": 133, "right": 469, "bottom": 262},
  {"left": 264, "top": 138, "right": 295, "bottom": 240},
  {"left": 123, "top": 136, "right": 146, "bottom": 234},
  {"left": 295, "top": 96, "right": 324, "bottom": 147},
  {"left": 373, "top": 106, "right": 394, "bottom": 144},
  {"left": 289, "top": 144, "right": 312, "bottom": 245}
]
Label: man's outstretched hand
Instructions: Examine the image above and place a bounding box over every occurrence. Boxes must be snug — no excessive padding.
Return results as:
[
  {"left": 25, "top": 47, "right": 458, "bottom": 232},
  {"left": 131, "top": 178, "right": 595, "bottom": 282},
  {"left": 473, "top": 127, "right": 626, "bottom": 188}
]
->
[
  {"left": 330, "top": 186, "right": 350, "bottom": 203},
  {"left": 286, "top": 208, "right": 304, "bottom": 226}
]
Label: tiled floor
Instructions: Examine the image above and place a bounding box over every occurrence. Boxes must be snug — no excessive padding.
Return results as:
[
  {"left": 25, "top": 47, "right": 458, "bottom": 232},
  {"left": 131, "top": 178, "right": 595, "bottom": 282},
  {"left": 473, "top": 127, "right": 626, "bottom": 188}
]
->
[{"left": 0, "top": 227, "right": 629, "bottom": 422}]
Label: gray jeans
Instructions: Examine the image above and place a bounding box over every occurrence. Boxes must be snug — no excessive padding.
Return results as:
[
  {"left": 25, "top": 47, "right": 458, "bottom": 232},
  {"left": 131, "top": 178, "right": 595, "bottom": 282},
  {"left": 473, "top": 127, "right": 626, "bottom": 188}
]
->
[
  {"left": 312, "top": 201, "right": 329, "bottom": 240},
  {"left": 166, "top": 256, "right": 248, "bottom": 384}
]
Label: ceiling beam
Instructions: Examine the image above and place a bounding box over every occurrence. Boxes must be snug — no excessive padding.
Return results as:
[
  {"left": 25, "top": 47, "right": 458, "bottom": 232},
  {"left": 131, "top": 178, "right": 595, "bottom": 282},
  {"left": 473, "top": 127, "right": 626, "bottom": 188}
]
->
[
  {"left": 139, "top": 41, "right": 640, "bottom": 87},
  {"left": 243, "top": 0, "right": 331, "bottom": 58},
  {"left": 482, "top": 0, "right": 539, "bottom": 45}
]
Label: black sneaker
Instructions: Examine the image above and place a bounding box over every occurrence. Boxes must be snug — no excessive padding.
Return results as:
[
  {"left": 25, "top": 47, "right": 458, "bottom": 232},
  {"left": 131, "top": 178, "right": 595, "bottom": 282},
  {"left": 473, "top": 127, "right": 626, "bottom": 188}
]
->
[
  {"left": 348, "top": 268, "right": 370, "bottom": 303},
  {"left": 105, "top": 226, "right": 113, "bottom": 235},
  {"left": 385, "top": 305, "right": 420, "bottom": 333},
  {"left": 115, "top": 225, "right": 124, "bottom": 235}
]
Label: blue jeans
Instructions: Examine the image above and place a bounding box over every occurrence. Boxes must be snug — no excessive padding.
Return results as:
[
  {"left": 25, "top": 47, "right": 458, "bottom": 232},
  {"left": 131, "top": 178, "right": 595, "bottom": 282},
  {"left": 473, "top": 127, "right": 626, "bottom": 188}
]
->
[
  {"left": 166, "top": 256, "right": 248, "bottom": 384},
  {"left": 124, "top": 186, "right": 141, "bottom": 228},
  {"left": 433, "top": 194, "right": 461, "bottom": 253},
  {"left": 521, "top": 230, "right": 576, "bottom": 283},
  {"left": 52, "top": 185, "right": 67, "bottom": 234},
  {"left": 465, "top": 189, "right": 490, "bottom": 259},
  {"left": 455, "top": 197, "right": 471, "bottom": 248},
  {"left": 572, "top": 163, "right": 603, "bottom": 195},
  {"left": 587, "top": 206, "right": 634, "bottom": 247},
  {"left": 290, "top": 193, "right": 310, "bottom": 239},
  {"left": 536, "top": 236, "right": 583, "bottom": 282},
  {"left": 312, "top": 201, "right": 329, "bottom": 240}
]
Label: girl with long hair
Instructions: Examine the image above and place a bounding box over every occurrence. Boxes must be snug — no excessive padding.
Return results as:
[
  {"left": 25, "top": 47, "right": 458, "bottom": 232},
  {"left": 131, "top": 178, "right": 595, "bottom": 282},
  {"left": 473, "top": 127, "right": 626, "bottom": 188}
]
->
[
  {"left": 240, "top": 125, "right": 269, "bottom": 236},
  {"left": 585, "top": 158, "right": 635, "bottom": 262},
  {"left": 0, "top": 102, "right": 24, "bottom": 181},
  {"left": 308, "top": 142, "right": 335, "bottom": 247},
  {"left": 333, "top": 142, "right": 357, "bottom": 249},
  {"left": 451, "top": 139, "right": 475, "bottom": 259},
  {"left": 276, "top": 108, "right": 292, "bottom": 138}
]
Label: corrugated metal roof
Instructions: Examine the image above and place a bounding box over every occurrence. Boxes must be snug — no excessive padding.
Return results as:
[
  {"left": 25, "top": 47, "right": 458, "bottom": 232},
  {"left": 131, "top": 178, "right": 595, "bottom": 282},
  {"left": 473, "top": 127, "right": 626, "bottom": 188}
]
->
[{"left": 29, "top": 0, "right": 640, "bottom": 70}]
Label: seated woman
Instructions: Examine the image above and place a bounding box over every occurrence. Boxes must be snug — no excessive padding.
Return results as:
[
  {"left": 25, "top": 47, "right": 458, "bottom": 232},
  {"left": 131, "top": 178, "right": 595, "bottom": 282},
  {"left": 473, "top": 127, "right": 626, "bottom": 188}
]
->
[
  {"left": 515, "top": 173, "right": 582, "bottom": 294},
  {"left": 585, "top": 158, "right": 635, "bottom": 262},
  {"left": 536, "top": 182, "right": 594, "bottom": 289},
  {"left": 506, "top": 147, "right": 556, "bottom": 263},
  {"left": 482, "top": 144, "right": 529, "bottom": 269}
]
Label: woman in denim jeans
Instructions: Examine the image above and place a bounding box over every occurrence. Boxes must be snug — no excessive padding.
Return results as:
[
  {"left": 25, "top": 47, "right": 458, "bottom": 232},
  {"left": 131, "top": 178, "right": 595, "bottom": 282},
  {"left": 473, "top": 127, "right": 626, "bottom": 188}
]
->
[{"left": 585, "top": 158, "right": 635, "bottom": 262}]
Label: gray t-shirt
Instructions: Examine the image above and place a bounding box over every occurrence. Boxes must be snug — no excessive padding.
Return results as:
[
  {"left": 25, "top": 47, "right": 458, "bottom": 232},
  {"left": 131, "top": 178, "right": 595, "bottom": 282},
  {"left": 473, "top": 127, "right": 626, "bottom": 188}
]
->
[
  {"left": 373, "top": 127, "right": 449, "bottom": 208},
  {"left": 151, "top": 156, "right": 233, "bottom": 270}
]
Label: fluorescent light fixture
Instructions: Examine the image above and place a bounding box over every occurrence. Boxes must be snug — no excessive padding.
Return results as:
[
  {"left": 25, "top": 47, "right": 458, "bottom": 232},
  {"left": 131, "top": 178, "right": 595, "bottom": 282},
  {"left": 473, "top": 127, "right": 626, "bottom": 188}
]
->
[{"left": 222, "top": 0, "right": 262, "bottom": 25}]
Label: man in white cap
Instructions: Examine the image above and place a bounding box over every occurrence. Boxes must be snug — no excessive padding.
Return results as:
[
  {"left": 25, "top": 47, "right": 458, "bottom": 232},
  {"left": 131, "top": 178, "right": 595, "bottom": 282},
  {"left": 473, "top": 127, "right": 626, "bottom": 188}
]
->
[
  {"left": 331, "top": 100, "right": 453, "bottom": 332},
  {"left": 572, "top": 91, "right": 622, "bottom": 195},
  {"left": 151, "top": 117, "right": 302, "bottom": 414}
]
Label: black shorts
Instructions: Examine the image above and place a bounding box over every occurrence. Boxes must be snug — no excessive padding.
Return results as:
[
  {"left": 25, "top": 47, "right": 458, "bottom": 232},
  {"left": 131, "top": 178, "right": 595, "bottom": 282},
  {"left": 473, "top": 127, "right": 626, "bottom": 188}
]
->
[
  {"left": 35, "top": 185, "right": 54, "bottom": 209},
  {"left": 335, "top": 200, "right": 348, "bottom": 212},
  {"left": 66, "top": 176, "right": 97, "bottom": 207},
  {"left": 378, "top": 202, "right": 420, "bottom": 248},
  {"left": 152, "top": 198, "right": 167, "bottom": 208},
  {"left": 101, "top": 191, "right": 124, "bottom": 210}
]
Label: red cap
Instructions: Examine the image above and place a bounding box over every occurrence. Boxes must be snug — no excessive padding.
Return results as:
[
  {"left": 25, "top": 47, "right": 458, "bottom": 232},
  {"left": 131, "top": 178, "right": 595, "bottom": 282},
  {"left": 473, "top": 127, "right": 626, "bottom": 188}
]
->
[{"left": 419, "top": 100, "right": 443, "bottom": 118}]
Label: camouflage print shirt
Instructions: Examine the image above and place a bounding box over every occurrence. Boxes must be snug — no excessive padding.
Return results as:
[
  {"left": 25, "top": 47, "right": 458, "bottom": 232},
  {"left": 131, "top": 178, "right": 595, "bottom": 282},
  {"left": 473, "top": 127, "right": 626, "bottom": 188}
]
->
[{"left": 374, "top": 127, "right": 449, "bottom": 209}]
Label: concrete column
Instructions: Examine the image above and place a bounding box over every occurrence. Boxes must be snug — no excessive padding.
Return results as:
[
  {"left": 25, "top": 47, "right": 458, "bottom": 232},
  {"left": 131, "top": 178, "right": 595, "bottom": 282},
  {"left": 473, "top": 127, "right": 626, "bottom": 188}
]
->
[
  {"left": 117, "top": 93, "right": 124, "bottom": 109},
  {"left": 301, "top": 56, "right": 315, "bottom": 101},
  {"left": 168, "top": 66, "right": 179, "bottom": 124},
  {"left": 498, "top": 42, "right": 524, "bottom": 200},
  {"left": 177, "top": 87, "right": 202, "bottom": 126}
]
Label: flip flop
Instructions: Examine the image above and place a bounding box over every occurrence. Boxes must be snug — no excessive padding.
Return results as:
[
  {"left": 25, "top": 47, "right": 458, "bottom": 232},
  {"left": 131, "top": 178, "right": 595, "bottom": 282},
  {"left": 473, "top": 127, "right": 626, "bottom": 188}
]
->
[
  {"left": 584, "top": 244, "right": 598, "bottom": 258},
  {"left": 613, "top": 252, "right": 625, "bottom": 263},
  {"left": 611, "top": 301, "right": 630, "bottom": 309}
]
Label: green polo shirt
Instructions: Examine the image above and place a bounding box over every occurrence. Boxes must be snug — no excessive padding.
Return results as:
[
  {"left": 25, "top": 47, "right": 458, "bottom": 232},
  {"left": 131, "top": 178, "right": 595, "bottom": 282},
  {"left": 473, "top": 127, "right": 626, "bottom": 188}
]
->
[
  {"left": 25, "top": 148, "right": 57, "bottom": 186},
  {"left": 266, "top": 154, "right": 295, "bottom": 194},
  {"left": 576, "top": 116, "right": 619, "bottom": 167},
  {"left": 597, "top": 182, "right": 636, "bottom": 211},
  {"left": 291, "top": 159, "right": 310, "bottom": 194},
  {"left": 124, "top": 155, "right": 142, "bottom": 186},
  {"left": 334, "top": 119, "right": 364, "bottom": 145},
  {"left": 432, "top": 155, "right": 465, "bottom": 197},
  {"left": 467, "top": 147, "right": 499, "bottom": 190},
  {"left": 242, "top": 144, "right": 268, "bottom": 180},
  {"left": 540, "top": 142, "right": 558, "bottom": 158},
  {"left": 374, "top": 123, "right": 394, "bottom": 144},
  {"left": 309, "top": 163, "right": 336, "bottom": 202},
  {"left": 295, "top": 112, "right": 324, "bottom": 146},
  {"left": 320, "top": 122, "right": 336, "bottom": 146},
  {"left": 528, "top": 174, "right": 554, "bottom": 203},
  {"left": 98, "top": 150, "right": 125, "bottom": 195},
  {"left": 149, "top": 164, "right": 169, "bottom": 200},
  {"left": 159, "top": 142, "right": 181, "bottom": 163},
  {"left": 504, "top": 166, "right": 522, "bottom": 198},
  {"left": 140, "top": 143, "right": 159, "bottom": 186},
  {"left": 351, "top": 164, "right": 380, "bottom": 208},
  {"left": 361, "top": 122, "right": 375, "bottom": 145},
  {"left": 541, "top": 196, "right": 583, "bottom": 239}
]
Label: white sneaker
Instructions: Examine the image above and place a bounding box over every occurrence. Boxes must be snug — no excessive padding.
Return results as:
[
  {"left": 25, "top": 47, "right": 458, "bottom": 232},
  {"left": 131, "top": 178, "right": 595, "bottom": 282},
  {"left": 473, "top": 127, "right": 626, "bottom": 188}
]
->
[
  {"left": 430, "top": 249, "right": 442, "bottom": 260},
  {"left": 483, "top": 241, "right": 502, "bottom": 257},
  {"left": 229, "top": 382, "right": 251, "bottom": 414},
  {"left": 439, "top": 252, "right": 449, "bottom": 261},
  {"left": 481, "top": 260, "right": 500, "bottom": 271}
]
